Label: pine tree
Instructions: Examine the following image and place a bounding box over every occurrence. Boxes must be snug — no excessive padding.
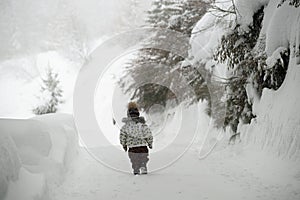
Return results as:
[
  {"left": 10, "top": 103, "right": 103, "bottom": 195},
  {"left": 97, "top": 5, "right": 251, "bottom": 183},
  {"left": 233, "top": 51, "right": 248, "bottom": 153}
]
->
[
  {"left": 213, "top": 7, "right": 264, "bottom": 132},
  {"left": 119, "top": 0, "right": 209, "bottom": 111},
  {"left": 213, "top": 6, "right": 289, "bottom": 133},
  {"left": 278, "top": 0, "right": 300, "bottom": 8},
  {"left": 33, "top": 67, "right": 64, "bottom": 115}
]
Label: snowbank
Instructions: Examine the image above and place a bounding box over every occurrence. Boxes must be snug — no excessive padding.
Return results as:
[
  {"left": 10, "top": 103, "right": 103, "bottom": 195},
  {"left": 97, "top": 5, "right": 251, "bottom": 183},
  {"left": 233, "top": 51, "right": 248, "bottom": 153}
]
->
[
  {"left": 241, "top": 57, "right": 300, "bottom": 160},
  {"left": 0, "top": 134, "right": 21, "bottom": 199},
  {"left": 0, "top": 113, "right": 78, "bottom": 200},
  {"left": 4, "top": 168, "right": 48, "bottom": 200},
  {"left": 0, "top": 129, "right": 48, "bottom": 200}
]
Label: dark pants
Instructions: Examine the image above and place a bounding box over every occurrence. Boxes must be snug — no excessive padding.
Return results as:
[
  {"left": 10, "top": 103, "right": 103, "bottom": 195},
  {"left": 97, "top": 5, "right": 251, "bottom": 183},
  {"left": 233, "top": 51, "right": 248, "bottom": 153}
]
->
[{"left": 128, "top": 146, "right": 149, "bottom": 173}]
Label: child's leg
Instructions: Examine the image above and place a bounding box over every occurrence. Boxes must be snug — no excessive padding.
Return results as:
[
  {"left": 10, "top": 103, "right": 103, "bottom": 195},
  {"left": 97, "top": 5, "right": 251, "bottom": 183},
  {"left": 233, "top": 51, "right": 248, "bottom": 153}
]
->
[
  {"left": 138, "top": 147, "right": 149, "bottom": 173},
  {"left": 128, "top": 147, "right": 149, "bottom": 174},
  {"left": 128, "top": 149, "right": 139, "bottom": 174}
]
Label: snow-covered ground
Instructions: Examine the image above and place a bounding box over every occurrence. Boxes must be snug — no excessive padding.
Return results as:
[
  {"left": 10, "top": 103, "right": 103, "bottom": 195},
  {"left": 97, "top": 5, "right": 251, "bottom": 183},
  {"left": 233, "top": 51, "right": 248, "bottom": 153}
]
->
[
  {"left": 1, "top": 111, "right": 300, "bottom": 200},
  {"left": 1, "top": 0, "right": 300, "bottom": 199},
  {"left": 48, "top": 142, "right": 300, "bottom": 200}
]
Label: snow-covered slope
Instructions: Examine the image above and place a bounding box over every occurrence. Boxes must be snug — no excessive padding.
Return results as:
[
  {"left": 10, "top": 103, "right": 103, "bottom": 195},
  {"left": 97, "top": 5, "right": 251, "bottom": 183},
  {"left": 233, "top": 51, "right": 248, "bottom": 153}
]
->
[
  {"left": 239, "top": 0, "right": 300, "bottom": 160},
  {"left": 0, "top": 113, "right": 78, "bottom": 200},
  {"left": 190, "top": 0, "right": 300, "bottom": 160},
  {"left": 241, "top": 55, "right": 300, "bottom": 160}
]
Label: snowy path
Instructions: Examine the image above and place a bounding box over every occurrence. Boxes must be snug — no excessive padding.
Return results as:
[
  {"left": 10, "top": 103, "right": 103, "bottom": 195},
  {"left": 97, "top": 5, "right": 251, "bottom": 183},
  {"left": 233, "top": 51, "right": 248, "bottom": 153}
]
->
[{"left": 49, "top": 145, "right": 300, "bottom": 200}]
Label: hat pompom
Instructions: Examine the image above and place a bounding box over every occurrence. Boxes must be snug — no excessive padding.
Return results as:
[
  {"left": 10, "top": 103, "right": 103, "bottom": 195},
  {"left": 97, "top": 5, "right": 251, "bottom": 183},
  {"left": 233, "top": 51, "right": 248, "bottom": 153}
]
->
[{"left": 128, "top": 102, "right": 138, "bottom": 109}]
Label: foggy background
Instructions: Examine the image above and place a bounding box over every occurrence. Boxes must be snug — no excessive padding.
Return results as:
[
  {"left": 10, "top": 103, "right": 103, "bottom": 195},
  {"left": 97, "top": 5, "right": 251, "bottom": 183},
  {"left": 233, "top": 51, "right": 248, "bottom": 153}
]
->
[{"left": 0, "top": 0, "right": 152, "bottom": 118}]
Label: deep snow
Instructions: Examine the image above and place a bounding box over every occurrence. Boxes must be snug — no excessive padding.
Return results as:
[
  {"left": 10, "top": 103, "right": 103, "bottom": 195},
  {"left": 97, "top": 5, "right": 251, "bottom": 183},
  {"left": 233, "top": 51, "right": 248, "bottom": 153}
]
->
[
  {"left": 1, "top": 0, "right": 300, "bottom": 199},
  {"left": 2, "top": 110, "right": 300, "bottom": 200},
  {"left": 0, "top": 114, "right": 78, "bottom": 200},
  {"left": 49, "top": 143, "right": 300, "bottom": 200}
]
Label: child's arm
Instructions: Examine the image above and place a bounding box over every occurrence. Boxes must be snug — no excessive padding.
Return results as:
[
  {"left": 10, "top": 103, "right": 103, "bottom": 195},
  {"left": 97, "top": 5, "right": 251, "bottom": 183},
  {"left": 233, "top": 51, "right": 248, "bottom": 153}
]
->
[
  {"left": 120, "top": 126, "right": 128, "bottom": 151},
  {"left": 143, "top": 125, "right": 153, "bottom": 149}
]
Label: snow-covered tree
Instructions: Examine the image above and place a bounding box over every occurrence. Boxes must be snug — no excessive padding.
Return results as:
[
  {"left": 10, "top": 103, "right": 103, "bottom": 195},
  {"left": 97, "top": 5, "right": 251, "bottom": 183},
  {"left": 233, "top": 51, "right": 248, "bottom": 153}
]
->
[
  {"left": 33, "top": 67, "right": 63, "bottom": 115},
  {"left": 119, "top": 0, "right": 208, "bottom": 111},
  {"left": 278, "top": 0, "right": 300, "bottom": 8},
  {"left": 213, "top": 6, "right": 289, "bottom": 132},
  {"left": 212, "top": 7, "right": 264, "bottom": 132}
]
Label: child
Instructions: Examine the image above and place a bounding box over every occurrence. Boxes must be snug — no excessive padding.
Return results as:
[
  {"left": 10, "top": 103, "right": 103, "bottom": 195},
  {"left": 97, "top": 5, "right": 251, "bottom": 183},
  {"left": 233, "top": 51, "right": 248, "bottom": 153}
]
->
[{"left": 120, "top": 102, "right": 153, "bottom": 175}]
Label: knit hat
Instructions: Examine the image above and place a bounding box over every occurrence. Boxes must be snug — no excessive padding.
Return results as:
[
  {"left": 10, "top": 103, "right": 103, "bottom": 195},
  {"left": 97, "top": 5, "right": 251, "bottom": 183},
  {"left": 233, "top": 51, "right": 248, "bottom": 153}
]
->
[
  {"left": 128, "top": 102, "right": 138, "bottom": 109},
  {"left": 127, "top": 102, "right": 140, "bottom": 119}
]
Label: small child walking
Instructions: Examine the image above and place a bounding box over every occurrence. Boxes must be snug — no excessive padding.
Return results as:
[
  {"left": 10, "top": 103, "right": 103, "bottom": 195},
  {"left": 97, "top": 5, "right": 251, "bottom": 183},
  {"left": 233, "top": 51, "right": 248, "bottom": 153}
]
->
[{"left": 120, "top": 102, "right": 153, "bottom": 175}]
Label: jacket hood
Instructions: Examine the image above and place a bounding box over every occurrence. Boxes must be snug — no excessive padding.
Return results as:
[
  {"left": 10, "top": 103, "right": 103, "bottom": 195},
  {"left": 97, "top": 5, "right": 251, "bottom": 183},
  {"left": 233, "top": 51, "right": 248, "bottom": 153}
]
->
[{"left": 122, "top": 116, "right": 145, "bottom": 124}]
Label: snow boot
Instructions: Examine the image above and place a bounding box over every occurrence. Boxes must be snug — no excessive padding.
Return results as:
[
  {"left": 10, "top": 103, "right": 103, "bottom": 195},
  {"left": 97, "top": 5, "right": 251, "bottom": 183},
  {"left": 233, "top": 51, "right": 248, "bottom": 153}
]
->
[
  {"left": 133, "top": 169, "right": 140, "bottom": 175},
  {"left": 140, "top": 167, "right": 147, "bottom": 175}
]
